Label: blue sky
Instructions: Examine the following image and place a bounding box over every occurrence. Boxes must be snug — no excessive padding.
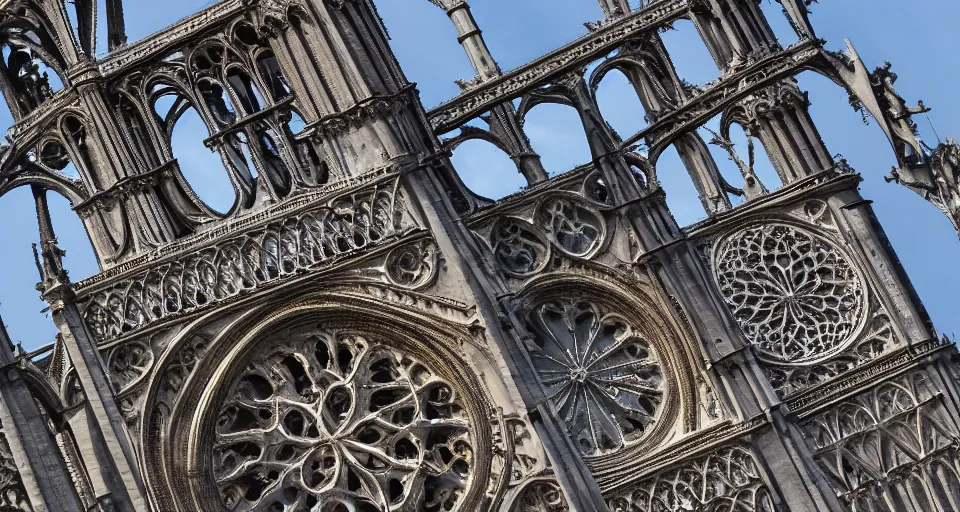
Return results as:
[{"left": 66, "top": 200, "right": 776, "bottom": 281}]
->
[{"left": 2, "top": 0, "right": 959, "bottom": 351}]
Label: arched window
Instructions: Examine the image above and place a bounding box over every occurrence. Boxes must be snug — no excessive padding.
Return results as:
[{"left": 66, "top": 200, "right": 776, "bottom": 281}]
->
[
  {"left": 594, "top": 67, "right": 648, "bottom": 139},
  {"left": 256, "top": 50, "right": 292, "bottom": 101},
  {"left": 197, "top": 80, "right": 237, "bottom": 128},
  {"left": 59, "top": 116, "right": 99, "bottom": 188},
  {"left": 226, "top": 68, "right": 267, "bottom": 115},
  {"left": 168, "top": 103, "right": 240, "bottom": 215},
  {"left": 0, "top": 42, "right": 63, "bottom": 114},
  {"left": 522, "top": 103, "right": 591, "bottom": 176}
]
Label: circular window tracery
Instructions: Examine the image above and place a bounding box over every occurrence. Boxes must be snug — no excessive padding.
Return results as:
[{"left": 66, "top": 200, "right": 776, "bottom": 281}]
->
[
  {"left": 525, "top": 299, "right": 664, "bottom": 456},
  {"left": 714, "top": 224, "right": 865, "bottom": 363},
  {"left": 212, "top": 325, "right": 475, "bottom": 511}
]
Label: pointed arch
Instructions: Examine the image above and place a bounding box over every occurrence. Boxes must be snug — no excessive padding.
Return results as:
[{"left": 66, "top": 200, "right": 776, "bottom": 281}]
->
[{"left": 592, "top": 66, "right": 649, "bottom": 138}]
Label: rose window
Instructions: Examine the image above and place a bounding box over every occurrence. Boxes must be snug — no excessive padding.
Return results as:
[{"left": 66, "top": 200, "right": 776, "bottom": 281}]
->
[
  {"left": 525, "top": 299, "right": 664, "bottom": 456},
  {"left": 213, "top": 326, "right": 475, "bottom": 511},
  {"left": 714, "top": 224, "right": 865, "bottom": 363}
]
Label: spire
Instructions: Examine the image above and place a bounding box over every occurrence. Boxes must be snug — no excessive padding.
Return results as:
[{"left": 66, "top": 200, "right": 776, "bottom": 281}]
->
[{"left": 31, "top": 185, "right": 69, "bottom": 293}]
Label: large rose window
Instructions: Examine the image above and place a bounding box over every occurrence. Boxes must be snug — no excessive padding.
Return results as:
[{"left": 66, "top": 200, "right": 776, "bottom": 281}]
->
[
  {"left": 714, "top": 224, "right": 865, "bottom": 363},
  {"left": 213, "top": 326, "right": 475, "bottom": 511},
  {"left": 525, "top": 299, "right": 664, "bottom": 456}
]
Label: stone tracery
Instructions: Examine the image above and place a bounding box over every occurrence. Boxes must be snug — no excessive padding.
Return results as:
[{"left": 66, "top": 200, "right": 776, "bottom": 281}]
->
[
  {"left": 714, "top": 224, "right": 865, "bottom": 363},
  {"left": 608, "top": 445, "right": 776, "bottom": 512},
  {"left": 0, "top": 0, "right": 956, "bottom": 511},
  {"left": 213, "top": 324, "right": 477, "bottom": 511},
  {"left": 524, "top": 299, "right": 664, "bottom": 456}
]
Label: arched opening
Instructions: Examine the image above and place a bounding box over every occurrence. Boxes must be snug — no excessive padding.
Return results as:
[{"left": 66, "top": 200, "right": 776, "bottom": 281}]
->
[
  {"left": 59, "top": 116, "right": 99, "bottom": 186},
  {"left": 256, "top": 51, "right": 292, "bottom": 102},
  {"left": 449, "top": 138, "right": 525, "bottom": 201},
  {"left": 655, "top": 144, "right": 710, "bottom": 227},
  {"left": 114, "top": 93, "right": 162, "bottom": 170},
  {"left": 700, "top": 117, "right": 781, "bottom": 205},
  {"left": 226, "top": 68, "right": 268, "bottom": 115},
  {"left": 594, "top": 67, "right": 648, "bottom": 139},
  {"left": 659, "top": 19, "right": 721, "bottom": 87},
  {"left": 251, "top": 124, "right": 291, "bottom": 197},
  {"left": 0, "top": 42, "right": 64, "bottom": 114},
  {"left": 933, "top": 461, "right": 960, "bottom": 510},
  {"left": 36, "top": 139, "right": 81, "bottom": 181},
  {"left": 169, "top": 106, "right": 238, "bottom": 215},
  {"left": 522, "top": 103, "right": 592, "bottom": 176},
  {"left": 729, "top": 122, "right": 781, "bottom": 192},
  {"left": 198, "top": 80, "right": 238, "bottom": 129}
]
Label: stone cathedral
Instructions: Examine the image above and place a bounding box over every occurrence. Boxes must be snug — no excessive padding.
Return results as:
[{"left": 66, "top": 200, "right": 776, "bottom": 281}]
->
[{"left": 2, "top": 0, "right": 960, "bottom": 510}]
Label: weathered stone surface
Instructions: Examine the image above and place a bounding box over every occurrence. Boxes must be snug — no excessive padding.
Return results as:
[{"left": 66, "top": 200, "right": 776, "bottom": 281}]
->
[{"left": 0, "top": 0, "right": 957, "bottom": 511}]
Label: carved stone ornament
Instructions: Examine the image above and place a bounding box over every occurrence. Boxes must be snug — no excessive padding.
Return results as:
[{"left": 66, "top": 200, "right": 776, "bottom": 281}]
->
[
  {"left": 0, "top": 428, "right": 32, "bottom": 512},
  {"left": 801, "top": 371, "right": 960, "bottom": 510},
  {"left": 80, "top": 179, "right": 409, "bottom": 342},
  {"left": 714, "top": 224, "right": 865, "bottom": 364},
  {"left": 384, "top": 240, "right": 440, "bottom": 290},
  {"left": 525, "top": 299, "right": 663, "bottom": 456},
  {"left": 508, "top": 478, "right": 569, "bottom": 511},
  {"left": 213, "top": 324, "right": 477, "bottom": 511},
  {"left": 491, "top": 218, "right": 550, "bottom": 277},
  {"left": 607, "top": 445, "right": 776, "bottom": 512},
  {"left": 535, "top": 196, "right": 605, "bottom": 259}
]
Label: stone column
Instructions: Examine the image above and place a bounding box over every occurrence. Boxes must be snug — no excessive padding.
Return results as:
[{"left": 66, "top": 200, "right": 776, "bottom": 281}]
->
[
  {"left": 34, "top": 187, "right": 150, "bottom": 511},
  {"left": 0, "top": 325, "right": 83, "bottom": 512}
]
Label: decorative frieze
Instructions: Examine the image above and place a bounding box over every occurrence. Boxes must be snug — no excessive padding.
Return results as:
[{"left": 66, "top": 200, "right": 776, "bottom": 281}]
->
[
  {"left": 607, "top": 444, "right": 775, "bottom": 512},
  {"left": 800, "top": 371, "right": 960, "bottom": 511},
  {"left": 79, "top": 177, "right": 414, "bottom": 342}
]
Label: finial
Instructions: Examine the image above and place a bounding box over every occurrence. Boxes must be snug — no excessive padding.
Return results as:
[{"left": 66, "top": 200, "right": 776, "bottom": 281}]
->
[{"left": 31, "top": 185, "right": 69, "bottom": 292}]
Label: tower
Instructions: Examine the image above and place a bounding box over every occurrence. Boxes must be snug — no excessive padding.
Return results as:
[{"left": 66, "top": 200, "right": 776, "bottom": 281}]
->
[{"left": 0, "top": 0, "right": 957, "bottom": 511}]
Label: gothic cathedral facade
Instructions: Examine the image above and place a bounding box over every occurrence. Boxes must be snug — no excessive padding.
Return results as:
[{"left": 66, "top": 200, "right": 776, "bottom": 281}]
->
[{"left": 0, "top": 0, "right": 959, "bottom": 511}]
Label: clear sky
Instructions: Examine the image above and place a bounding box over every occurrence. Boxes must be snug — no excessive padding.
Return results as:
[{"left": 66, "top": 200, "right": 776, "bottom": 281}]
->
[{"left": 2, "top": 0, "right": 959, "bottom": 351}]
